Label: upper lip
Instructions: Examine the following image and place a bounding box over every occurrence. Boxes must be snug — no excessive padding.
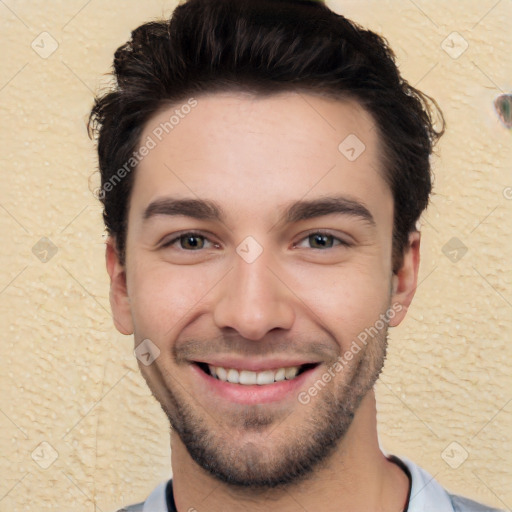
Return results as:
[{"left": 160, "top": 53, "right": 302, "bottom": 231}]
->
[{"left": 192, "top": 357, "right": 319, "bottom": 372}]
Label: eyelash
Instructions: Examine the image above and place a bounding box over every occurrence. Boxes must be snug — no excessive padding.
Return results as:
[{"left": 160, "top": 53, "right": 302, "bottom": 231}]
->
[
  {"left": 295, "top": 230, "right": 352, "bottom": 249},
  {"left": 161, "top": 230, "right": 219, "bottom": 250},
  {"left": 160, "top": 230, "right": 351, "bottom": 251}
]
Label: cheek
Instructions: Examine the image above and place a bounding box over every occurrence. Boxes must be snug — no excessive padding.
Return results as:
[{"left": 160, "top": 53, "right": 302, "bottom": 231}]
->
[
  {"left": 127, "top": 263, "right": 213, "bottom": 339},
  {"left": 293, "top": 261, "right": 391, "bottom": 346},
  {"left": 126, "top": 246, "right": 392, "bottom": 347}
]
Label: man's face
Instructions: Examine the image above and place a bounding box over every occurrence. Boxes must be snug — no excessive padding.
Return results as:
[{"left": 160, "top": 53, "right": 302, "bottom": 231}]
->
[{"left": 107, "top": 92, "right": 418, "bottom": 488}]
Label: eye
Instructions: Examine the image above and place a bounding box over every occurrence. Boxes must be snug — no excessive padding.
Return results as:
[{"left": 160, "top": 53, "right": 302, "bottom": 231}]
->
[
  {"left": 161, "top": 232, "right": 218, "bottom": 251},
  {"left": 295, "top": 231, "right": 350, "bottom": 250}
]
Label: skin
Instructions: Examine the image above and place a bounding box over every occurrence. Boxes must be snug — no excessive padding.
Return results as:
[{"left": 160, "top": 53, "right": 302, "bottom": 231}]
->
[{"left": 106, "top": 91, "right": 420, "bottom": 511}]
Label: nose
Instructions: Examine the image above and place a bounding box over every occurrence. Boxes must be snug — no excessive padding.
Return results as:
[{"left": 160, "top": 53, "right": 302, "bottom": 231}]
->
[{"left": 213, "top": 250, "right": 295, "bottom": 340}]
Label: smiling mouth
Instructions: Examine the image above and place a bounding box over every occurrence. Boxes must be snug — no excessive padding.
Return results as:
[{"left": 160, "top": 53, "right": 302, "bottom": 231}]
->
[{"left": 195, "top": 362, "right": 319, "bottom": 386}]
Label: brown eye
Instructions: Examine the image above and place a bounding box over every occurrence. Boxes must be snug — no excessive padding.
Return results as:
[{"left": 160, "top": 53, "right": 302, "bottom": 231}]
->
[
  {"left": 295, "top": 231, "right": 350, "bottom": 250},
  {"left": 161, "top": 232, "right": 214, "bottom": 250},
  {"left": 179, "top": 234, "right": 205, "bottom": 250},
  {"left": 308, "top": 233, "right": 335, "bottom": 249}
]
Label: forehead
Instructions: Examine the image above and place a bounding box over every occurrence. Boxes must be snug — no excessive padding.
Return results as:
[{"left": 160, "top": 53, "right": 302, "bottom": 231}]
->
[{"left": 131, "top": 91, "right": 390, "bottom": 224}]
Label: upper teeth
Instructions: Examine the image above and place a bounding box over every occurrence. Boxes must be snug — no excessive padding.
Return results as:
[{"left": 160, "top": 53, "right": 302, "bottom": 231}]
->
[{"left": 208, "top": 365, "right": 300, "bottom": 385}]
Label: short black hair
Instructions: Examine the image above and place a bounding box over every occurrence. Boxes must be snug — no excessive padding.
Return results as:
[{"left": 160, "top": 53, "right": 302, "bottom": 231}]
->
[{"left": 89, "top": 0, "right": 444, "bottom": 270}]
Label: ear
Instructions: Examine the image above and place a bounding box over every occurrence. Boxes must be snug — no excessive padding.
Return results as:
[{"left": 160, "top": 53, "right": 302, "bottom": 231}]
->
[
  {"left": 105, "top": 237, "right": 134, "bottom": 335},
  {"left": 388, "top": 231, "right": 421, "bottom": 327}
]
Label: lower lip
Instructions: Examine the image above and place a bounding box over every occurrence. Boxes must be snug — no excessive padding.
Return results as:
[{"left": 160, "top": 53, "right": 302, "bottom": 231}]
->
[{"left": 191, "top": 363, "right": 320, "bottom": 405}]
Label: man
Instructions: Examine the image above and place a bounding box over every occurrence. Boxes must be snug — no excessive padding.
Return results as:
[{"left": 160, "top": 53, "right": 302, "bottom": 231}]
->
[{"left": 88, "top": 0, "right": 503, "bottom": 510}]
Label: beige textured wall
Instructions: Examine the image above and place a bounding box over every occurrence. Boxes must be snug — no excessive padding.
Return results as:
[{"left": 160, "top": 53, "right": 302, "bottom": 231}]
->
[{"left": 1, "top": 1, "right": 510, "bottom": 510}]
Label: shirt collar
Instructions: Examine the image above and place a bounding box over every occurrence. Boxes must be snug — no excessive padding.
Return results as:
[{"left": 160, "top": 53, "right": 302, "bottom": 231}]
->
[
  {"left": 143, "top": 480, "right": 168, "bottom": 512},
  {"left": 398, "top": 456, "right": 455, "bottom": 512}
]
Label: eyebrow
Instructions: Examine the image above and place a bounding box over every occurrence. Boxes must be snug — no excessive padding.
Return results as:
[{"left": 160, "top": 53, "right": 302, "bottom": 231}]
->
[
  {"left": 142, "top": 195, "right": 375, "bottom": 227},
  {"left": 143, "top": 197, "right": 221, "bottom": 221},
  {"left": 284, "top": 196, "right": 375, "bottom": 227}
]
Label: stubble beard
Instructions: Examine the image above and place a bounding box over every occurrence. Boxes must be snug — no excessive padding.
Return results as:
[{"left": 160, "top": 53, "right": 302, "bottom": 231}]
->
[{"left": 144, "top": 326, "right": 388, "bottom": 491}]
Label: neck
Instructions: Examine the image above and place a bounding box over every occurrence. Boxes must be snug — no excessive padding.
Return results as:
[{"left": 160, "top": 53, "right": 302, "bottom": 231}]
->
[{"left": 170, "top": 391, "right": 409, "bottom": 512}]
